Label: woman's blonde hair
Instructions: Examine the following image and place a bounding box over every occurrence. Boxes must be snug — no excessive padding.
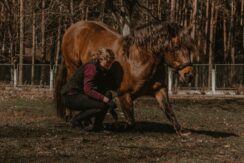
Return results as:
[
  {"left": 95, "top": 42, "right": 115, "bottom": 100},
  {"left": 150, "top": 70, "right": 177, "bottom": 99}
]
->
[{"left": 92, "top": 48, "right": 115, "bottom": 62}]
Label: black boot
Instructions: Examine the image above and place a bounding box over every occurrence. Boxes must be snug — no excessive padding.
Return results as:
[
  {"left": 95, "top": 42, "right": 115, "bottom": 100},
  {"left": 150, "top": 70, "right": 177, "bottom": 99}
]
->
[
  {"left": 70, "top": 111, "right": 93, "bottom": 129},
  {"left": 70, "top": 116, "right": 82, "bottom": 128},
  {"left": 92, "top": 107, "right": 109, "bottom": 132}
]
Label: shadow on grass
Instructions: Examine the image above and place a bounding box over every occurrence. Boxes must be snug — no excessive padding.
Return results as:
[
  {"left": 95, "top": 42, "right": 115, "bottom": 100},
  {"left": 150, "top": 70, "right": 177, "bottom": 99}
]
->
[
  {"left": 0, "top": 122, "right": 238, "bottom": 139},
  {"left": 105, "top": 121, "right": 239, "bottom": 138},
  {"left": 188, "top": 128, "right": 238, "bottom": 138},
  {"left": 0, "top": 124, "right": 80, "bottom": 138}
]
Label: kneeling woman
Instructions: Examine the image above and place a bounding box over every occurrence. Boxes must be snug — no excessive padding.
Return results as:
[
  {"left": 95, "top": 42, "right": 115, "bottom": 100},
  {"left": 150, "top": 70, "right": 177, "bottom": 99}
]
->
[{"left": 61, "top": 48, "right": 115, "bottom": 131}]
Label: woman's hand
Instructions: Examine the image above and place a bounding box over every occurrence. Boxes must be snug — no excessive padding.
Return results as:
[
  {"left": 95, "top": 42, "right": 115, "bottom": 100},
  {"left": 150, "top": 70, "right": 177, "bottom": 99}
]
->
[{"left": 103, "top": 96, "right": 110, "bottom": 103}]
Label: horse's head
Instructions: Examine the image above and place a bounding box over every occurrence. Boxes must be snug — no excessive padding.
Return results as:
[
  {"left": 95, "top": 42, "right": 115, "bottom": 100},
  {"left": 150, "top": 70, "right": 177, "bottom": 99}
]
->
[
  {"left": 126, "top": 21, "right": 198, "bottom": 83},
  {"left": 163, "top": 23, "right": 198, "bottom": 83}
]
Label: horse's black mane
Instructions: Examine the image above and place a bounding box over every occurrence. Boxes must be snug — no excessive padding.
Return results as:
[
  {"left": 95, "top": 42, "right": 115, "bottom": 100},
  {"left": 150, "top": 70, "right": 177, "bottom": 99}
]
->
[{"left": 124, "top": 21, "right": 185, "bottom": 52}]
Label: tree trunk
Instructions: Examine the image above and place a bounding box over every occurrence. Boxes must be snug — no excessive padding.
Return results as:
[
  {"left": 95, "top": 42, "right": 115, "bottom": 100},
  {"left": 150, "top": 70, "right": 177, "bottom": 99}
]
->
[
  {"left": 208, "top": 3, "right": 214, "bottom": 89},
  {"left": 146, "top": 0, "right": 149, "bottom": 22},
  {"left": 1, "top": 33, "right": 5, "bottom": 54},
  {"left": 40, "top": 0, "right": 45, "bottom": 85},
  {"left": 230, "top": 1, "right": 236, "bottom": 86},
  {"left": 85, "top": 5, "right": 89, "bottom": 20},
  {"left": 180, "top": 0, "right": 185, "bottom": 26},
  {"left": 157, "top": 0, "right": 161, "bottom": 19},
  {"left": 100, "top": 1, "right": 105, "bottom": 21},
  {"left": 223, "top": 14, "right": 228, "bottom": 62},
  {"left": 31, "top": 3, "right": 36, "bottom": 85},
  {"left": 241, "top": 0, "right": 243, "bottom": 26},
  {"left": 191, "top": 0, "right": 197, "bottom": 38},
  {"left": 230, "top": 0, "right": 235, "bottom": 64},
  {"left": 79, "top": 0, "right": 84, "bottom": 20},
  {"left": 19, "top": 0, "right": 24, "bottom": 85},
  {"left": 41, "top": 0, "right": 45, "bottom": 62},
  {"left": 70, "top": 0, "right": 74, "bottom": 24},
  {"left": 241, "top": 0, "right": 244, "bottom": 50},
  {"left": 175, "top": 0, "right": 179, "bottom": 22},
  {"left": 55, "top": 6, "right": 62, "bottom": 67},
  {"left": 204, "top": 0, "right": 209, "bottom": 56},
  {"left": 191, "top": 0, "right": 197, "bottom": 87},
  {"left": 170, "top": 0, "right": 175, "bottom": 22},
  {"left": 8, "top": 25, "right": 14, "bottom": 84},
  {"left": 183, "top": 0, "right": 188, "bottom": 27}
]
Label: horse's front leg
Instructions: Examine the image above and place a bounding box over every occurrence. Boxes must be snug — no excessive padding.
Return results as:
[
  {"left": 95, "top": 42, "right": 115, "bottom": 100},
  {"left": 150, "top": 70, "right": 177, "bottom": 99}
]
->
[
  {"left": 154, "top": 87, "right": 182, "bottom": 134},
  {"left": 119, "top": 93, "right": 135, "bottom": 129}
]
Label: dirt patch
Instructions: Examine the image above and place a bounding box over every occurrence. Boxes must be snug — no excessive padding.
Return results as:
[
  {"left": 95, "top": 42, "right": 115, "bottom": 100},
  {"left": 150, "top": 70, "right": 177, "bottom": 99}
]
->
[{"left": 0, "top": 98, "right": 243, "bottom": 162}]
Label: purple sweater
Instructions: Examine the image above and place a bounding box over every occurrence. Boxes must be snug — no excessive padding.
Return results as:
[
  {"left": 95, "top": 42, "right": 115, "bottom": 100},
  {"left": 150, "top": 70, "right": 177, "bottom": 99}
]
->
[{"left": 83, "top": 64, "right": 105, "bottom": 101}]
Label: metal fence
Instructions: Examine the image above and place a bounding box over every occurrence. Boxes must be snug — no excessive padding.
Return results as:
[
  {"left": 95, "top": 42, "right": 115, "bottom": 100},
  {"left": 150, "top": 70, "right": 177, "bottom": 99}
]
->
[
  {"left": 0, "top": 64, "right": 56, "bottom": 88},
  {"left": 0, "top": 64, "right": 243, "bottom": 94}
]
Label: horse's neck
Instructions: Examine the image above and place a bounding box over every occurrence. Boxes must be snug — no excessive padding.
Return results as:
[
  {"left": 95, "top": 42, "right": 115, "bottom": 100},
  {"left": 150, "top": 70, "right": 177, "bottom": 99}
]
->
[
  {"left": 129, "top": 45, "right": 151, "bottom": 63},
  {"left": 126, "top": 45, "right": 156, "bottom": 78},
  {"left": 132, "top": 24, "right": 167, "bottom": 54}
]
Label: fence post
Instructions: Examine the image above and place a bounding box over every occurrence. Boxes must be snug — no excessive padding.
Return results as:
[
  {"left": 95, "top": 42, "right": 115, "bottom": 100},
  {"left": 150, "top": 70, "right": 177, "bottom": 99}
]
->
[
  {"left": 168, "top": 68, "right": 173, "bottom": 94},
  {"left": 211, "top": 68, "right": 216, "bottom": 94},
  {"left": 14, "top": 67, "right": 17, "bottom": 87},
  {"left": 50, "top": 67, "right": 53, "bottom": 90}
]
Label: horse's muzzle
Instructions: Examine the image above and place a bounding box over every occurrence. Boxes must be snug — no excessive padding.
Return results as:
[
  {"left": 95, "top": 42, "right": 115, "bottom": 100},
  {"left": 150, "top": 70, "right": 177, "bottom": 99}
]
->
[
  {"left": 184, "top": 73, "right": 193, "bottom": 83},
  {"left": 178, "top": 66, "right": 193, "bottom": 83}
]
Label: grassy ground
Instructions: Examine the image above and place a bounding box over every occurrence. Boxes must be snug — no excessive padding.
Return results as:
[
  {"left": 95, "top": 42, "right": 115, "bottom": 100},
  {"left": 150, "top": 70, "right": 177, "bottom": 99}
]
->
[{"left": 0, "top": 98, "right": 243, "bottom": 162}]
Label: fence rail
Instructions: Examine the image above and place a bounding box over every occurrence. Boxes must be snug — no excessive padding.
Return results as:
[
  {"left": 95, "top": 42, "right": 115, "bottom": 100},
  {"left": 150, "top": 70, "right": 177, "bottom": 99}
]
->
[{"left": 0, "top": 64, "right": 243, "bottom": 94}]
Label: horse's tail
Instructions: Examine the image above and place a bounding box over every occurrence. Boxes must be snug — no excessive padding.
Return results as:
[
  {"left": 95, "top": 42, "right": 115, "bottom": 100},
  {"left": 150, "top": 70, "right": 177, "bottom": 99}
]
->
[{"left": 54, "top": 60, "right": 67, "bottom": 119}]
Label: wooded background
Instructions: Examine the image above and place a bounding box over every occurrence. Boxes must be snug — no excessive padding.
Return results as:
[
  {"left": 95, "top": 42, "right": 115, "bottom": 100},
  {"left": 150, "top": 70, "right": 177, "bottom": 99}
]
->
[{"left": 0, "top": 0, "right": 244, "bottom": 84}]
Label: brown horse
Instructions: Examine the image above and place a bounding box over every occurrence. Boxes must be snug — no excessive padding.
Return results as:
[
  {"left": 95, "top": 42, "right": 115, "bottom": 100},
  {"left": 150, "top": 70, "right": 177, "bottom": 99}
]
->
[{"left": 55, "top": 20, "right": 198, "bottom": 134}]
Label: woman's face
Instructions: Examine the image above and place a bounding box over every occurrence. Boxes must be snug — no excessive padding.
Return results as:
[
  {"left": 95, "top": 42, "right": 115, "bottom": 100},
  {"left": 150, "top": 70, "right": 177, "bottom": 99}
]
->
[{"left": 100, "top": 58, "right": 114, "bottom": 70}]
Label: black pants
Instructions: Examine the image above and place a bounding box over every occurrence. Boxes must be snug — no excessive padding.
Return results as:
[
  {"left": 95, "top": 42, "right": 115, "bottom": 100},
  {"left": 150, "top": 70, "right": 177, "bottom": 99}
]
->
[{"left": 63, "top": 92, "right": 111, "bottom": 127}]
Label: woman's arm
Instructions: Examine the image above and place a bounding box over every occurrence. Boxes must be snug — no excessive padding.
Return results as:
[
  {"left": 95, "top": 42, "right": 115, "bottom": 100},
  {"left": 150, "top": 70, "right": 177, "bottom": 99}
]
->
[{"left": 83, "top": 64, "right": 107, "bottom": 102}]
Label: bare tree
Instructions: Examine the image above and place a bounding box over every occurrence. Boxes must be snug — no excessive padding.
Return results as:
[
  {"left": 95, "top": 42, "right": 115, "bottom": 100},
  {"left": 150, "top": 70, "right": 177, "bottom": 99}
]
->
[
  {"left": 55, "top": 5, "right": 62, "bottom": 67},
  {"left": 40, "top": 0, "right": 45, "bottom": 85},
  {"left": 208, "top": 2, "right": 215, "bottom": 88},
  {"left": 31, "top": 0, "right": 36, "bottom": 85},
  {"left": 70, "top": 0, "right": 74, "bottom": 24},
  {"left": 204, "top": 0, "right": 210, "bottom": 56},
  {"left": 157, "top": 0, "right": 161, "bottom": 19},
  {"left": 191, "top": 0, "right": 197, "bottom": 38},
  {"left": 230, "top": 0, "right": 235, "bottom": 64},
  {"left": 19, "top": 0, "right": 24, "bottom": 85},
  {"left": 241, "top": 0, "right": 244, "bottom": 86},
  {"left": 170, "top": 0, "right": 175, "bottom": 21}
]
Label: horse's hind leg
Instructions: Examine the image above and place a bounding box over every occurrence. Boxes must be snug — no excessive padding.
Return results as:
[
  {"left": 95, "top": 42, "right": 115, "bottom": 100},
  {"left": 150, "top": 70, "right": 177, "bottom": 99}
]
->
[
  {"left": 154, "top": 87, "right": 182, "bottom": 134},
  {"left": 65, "top": 65, "right": 77, "bottom": 122},
  {"left": 119, "top": 93, "right": 135, "bottom": 129}
]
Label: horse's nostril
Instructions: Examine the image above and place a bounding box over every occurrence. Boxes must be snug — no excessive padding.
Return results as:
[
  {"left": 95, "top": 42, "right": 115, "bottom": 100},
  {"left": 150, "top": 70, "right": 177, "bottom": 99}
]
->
[
  {"left": 184, "top": 73, "right": 189, "bottom": 77},
  {"left": 184, "top": 72, "right": 191, "bottom": 76},
  {"left": 188, "top": 74, "right": 193, "bottom": 80},
  {"left": 184, "top": 73, "right": 193, "bottom": 80}
]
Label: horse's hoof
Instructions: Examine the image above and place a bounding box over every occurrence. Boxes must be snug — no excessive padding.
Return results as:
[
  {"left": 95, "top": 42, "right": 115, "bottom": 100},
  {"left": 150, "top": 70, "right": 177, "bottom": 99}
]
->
[{"left": 178, "top": 129, "right": 191, "bottom": 136}]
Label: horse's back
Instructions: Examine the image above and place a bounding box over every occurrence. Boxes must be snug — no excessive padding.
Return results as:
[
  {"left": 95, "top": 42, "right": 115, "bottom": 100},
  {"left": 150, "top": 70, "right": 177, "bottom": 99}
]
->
[{"left": 62, "top": 21, "right": 122, "bottom": 78}]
